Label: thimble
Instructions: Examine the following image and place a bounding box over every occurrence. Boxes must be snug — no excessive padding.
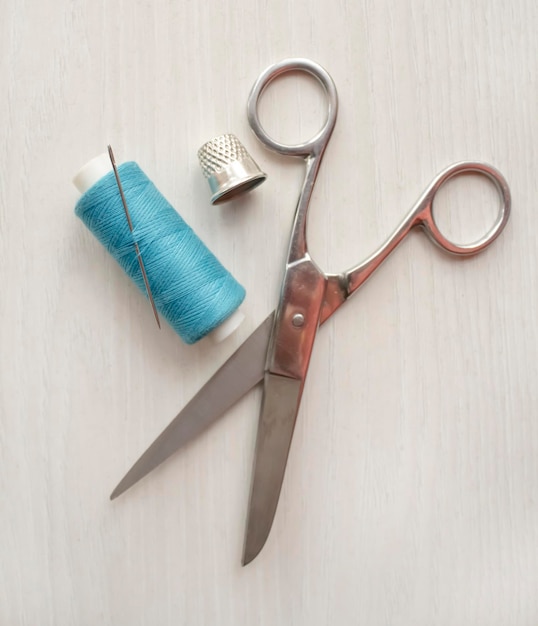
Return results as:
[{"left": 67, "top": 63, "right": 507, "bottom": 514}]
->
[{"left": 198, "top": 134, "right": 266, "bottom": 204}]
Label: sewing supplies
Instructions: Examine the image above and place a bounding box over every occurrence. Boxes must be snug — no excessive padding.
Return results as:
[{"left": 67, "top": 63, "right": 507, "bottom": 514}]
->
[
  {"left": 107, "top": 145, "right": 161, "bottom": 329},
  {"left": 198, "top": 134, "right": 266, "bottom": 204},
  {"left": 111, "top": 59, "right": 511, "bottom": 564},
  {"left": 73, "top": 154, "right": 246, "bottom": 343}
]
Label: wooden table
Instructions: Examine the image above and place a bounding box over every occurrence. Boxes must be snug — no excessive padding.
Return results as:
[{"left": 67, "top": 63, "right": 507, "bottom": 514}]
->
[{"left": 1, "top": 0, "right": 537, "bottom": 623}]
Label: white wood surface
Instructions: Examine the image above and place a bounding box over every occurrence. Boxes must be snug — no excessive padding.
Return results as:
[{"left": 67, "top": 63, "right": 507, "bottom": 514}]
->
[{"left": 1, "top": 0, "right": 537, "bottom": 624}]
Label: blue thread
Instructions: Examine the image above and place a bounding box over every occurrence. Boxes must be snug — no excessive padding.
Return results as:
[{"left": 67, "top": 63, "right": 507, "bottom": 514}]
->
[{"left": 75, "top": 162, "right": 245, "bottom": 344}]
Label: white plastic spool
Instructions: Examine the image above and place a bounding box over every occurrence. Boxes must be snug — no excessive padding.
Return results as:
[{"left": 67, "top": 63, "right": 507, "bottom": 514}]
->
[{"left": 73, "top": 153, "right": 245, "bottom": 343}]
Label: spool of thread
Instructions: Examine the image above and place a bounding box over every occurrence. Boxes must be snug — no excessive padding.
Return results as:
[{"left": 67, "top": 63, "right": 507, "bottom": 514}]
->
[{"left": 73, "top": 154, "right": 245, "bottom": 344}]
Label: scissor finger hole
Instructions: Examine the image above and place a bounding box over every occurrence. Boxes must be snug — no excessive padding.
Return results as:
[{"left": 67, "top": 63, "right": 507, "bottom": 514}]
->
[
  {"left": 431, "top": 171, "right": 504, "bottom": 248},
  {"left": 248, "top": 59, "right": 338, "bottom": 156},
  {"left": 255, "top": 71, "right": 329, "bottom": 148}
]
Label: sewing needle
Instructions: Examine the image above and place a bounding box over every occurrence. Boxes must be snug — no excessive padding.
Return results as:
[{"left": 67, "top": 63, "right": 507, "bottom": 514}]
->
[{"left": 108, "top": 144, "right": 161, "bottom": 329}]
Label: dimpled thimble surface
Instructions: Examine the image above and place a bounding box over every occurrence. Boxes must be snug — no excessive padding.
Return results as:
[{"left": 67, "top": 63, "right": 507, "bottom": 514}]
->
[{"left": 198, "top": 134, "right": 266, "bottom": 204}]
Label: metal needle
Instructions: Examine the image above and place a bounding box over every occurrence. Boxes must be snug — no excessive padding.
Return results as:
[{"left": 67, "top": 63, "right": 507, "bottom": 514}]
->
[{"left": 108, "top": 144, "right": 161, "bottom": 329}]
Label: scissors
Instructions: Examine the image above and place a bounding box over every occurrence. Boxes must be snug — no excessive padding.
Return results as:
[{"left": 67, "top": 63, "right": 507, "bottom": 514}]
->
[{"left": 111, "top": 59, "right": 511, "bottom": 565}]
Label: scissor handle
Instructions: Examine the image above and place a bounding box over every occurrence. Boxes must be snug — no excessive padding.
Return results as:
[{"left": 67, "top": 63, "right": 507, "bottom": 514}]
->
[
  {"left": 247, "top": 58, "right": 338, "bottom": 158},
  {"left": 418, "top": 161, "right": 511, "bottom": 255},
  {"left": 339, "top": 162, "right": 511, "bottom": 303}
]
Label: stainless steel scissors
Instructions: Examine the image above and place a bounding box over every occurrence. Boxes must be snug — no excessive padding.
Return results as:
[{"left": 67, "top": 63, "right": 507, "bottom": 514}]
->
[{"left": 111, "top": 58, "right": 511, "bottom": 565}]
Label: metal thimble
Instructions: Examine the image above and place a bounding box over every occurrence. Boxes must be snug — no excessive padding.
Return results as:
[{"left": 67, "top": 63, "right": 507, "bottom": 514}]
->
[{"left": 197, "top": 134, "right": 266, "bottom": 204}]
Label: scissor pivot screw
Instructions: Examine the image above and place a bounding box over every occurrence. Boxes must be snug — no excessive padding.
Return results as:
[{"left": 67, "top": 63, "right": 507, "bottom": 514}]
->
[{"left": 291, "top": 313, "right": 305, "bottom": 327}]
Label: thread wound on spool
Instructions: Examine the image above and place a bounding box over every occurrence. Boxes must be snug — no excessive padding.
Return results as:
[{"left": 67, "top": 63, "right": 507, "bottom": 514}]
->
[{"left": 75, "top": 162, "right": 245, "bottom": 344}]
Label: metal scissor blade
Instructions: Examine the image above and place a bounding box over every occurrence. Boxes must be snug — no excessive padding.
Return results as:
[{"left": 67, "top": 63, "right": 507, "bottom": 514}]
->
[
  {"left": 110, "top": 313, "right": 275, "bottom": 500},
  {"left": 242, "top": 373, "right": 304, "bottom": 565}
]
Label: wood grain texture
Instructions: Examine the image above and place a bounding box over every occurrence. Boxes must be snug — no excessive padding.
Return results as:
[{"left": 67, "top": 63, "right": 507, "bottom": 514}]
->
[{"left": 1, "top": 0, "right": 537, "bottom": 624}]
